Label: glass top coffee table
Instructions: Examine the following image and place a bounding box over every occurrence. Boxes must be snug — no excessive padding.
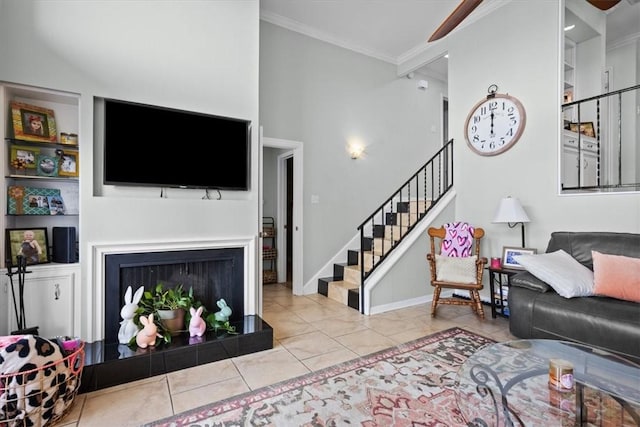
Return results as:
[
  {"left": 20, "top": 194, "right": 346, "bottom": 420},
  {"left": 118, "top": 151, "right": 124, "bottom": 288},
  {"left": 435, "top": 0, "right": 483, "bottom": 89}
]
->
[{"left": 455, "top": 339, "right": 640, "bottom": 426}]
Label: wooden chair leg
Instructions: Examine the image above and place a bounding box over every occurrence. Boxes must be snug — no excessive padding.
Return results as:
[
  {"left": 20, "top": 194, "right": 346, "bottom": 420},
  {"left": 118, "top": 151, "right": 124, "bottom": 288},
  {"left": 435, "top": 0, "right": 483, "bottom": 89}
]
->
[
  {"left": 431, "top": 286, "right": 441, "bottom": 317},
  {"left": 468, "top": 290, "right": 478, "bottom": 313},
  {"left": 472, "top": 290, "right": 485, "bottom": 319}
]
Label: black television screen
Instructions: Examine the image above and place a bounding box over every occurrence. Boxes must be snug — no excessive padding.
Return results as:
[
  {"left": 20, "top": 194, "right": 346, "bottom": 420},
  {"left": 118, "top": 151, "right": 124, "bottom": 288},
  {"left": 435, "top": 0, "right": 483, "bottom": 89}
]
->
[{"left": 103, "top": 98, "right": 251, "bottom": 190}]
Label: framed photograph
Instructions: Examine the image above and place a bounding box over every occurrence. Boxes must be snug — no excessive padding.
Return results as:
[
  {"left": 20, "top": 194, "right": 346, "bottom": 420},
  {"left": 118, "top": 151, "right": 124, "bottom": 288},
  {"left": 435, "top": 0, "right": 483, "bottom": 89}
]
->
[
  {"left": 5, "top": 228, "right": 50, "bottom": 266},
  {"left": 36, "top": 154, "right": 59, "bottom": 177},
  {"left": 10, "top": 145, "right": 40, "bottom": 170},
  {"left": 58, "top": 150, "right": 79, "bottom": 177},
  {"left": 10, "top": 101, "right": 58, "bottom": 143},
  {"left": 569, "top": 122, "right": 595, "bottom": 138},
  {"left": 502, "top": 246, "right": 537, "bottom": 270},
  {"left": 47, "top": 195, "right": 66, "bottom": 215}
]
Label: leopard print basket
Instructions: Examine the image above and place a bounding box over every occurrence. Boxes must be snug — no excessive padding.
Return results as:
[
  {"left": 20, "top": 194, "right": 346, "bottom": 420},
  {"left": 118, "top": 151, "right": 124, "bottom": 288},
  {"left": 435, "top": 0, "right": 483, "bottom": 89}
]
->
[{"left": 0, "top": 335, "right": 85, "bottom": 427}]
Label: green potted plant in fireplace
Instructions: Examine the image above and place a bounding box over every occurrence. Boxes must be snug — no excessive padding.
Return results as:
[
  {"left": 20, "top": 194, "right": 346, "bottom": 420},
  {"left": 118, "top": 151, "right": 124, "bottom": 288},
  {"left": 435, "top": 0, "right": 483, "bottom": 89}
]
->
[
  {"left": 134, "top": 283, "right": 195, "bottom": 345},
  {"left": 130, "top": 282, "right": 237, "bottom": 347}
]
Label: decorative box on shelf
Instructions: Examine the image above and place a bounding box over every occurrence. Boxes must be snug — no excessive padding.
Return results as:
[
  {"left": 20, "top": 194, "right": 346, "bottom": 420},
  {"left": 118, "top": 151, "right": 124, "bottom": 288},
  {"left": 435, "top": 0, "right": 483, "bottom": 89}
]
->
[{"left": 8, "top": 185, "right": 65, "bottom": 215}]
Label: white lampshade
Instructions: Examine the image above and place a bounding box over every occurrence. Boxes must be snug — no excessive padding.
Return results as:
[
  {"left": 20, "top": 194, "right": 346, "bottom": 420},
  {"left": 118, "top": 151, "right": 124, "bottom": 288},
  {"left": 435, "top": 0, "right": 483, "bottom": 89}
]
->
[{"left": 492, "top": 196, "right": 530, "bottom": 224}]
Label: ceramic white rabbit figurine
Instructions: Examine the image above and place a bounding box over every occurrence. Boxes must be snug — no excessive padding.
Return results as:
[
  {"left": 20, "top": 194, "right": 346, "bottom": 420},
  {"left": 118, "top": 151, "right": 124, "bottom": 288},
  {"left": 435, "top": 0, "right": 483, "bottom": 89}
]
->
[
  {"left": 136, "top": 313, "right": 161, "bottom": 348},
  {"left": 189, "top": 306, "right": 206, "bottom": 337},
  {"left": 214, "top": 298, "right": 232, "bottom": 322},
  {"left": 118, "top": 285, "right": 145, "bottom": 344}
]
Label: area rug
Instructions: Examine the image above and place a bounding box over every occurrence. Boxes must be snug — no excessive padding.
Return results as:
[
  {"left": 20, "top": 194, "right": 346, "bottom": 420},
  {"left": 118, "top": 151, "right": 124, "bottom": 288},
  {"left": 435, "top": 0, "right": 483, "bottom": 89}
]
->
[{"left": 145, "top": 327, "right": 494, "bottom": 427}]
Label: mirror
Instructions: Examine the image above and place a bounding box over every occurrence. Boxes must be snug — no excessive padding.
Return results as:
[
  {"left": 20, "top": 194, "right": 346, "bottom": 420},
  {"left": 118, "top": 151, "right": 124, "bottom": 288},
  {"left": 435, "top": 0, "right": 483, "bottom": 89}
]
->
[{"left": 561, "top": 0, "right": 639, "bottom": 194}]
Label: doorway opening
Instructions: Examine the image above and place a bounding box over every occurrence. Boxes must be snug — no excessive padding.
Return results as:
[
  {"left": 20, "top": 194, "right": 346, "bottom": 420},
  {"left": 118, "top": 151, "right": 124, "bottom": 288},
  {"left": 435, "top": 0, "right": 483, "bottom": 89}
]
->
[{"left": 262, "top": 137, "right": 304, "bottom": 295}]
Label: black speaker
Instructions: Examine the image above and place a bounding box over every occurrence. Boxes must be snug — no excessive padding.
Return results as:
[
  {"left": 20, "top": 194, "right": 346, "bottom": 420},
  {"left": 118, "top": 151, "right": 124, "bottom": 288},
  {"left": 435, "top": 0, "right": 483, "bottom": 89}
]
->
[{"left": 53, "top": 227, "right": 77, "bottom": 263}]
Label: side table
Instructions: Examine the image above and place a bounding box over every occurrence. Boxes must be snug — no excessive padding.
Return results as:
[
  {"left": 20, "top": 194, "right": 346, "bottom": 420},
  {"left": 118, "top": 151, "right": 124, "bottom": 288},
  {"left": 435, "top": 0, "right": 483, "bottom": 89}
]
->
[{"left": 487, "top": 266, "right": 519, "bottom": 319}]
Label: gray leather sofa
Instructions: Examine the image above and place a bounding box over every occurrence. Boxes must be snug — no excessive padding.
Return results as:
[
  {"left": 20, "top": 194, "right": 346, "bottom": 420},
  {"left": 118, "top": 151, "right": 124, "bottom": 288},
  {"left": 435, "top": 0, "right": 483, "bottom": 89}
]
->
[{"left": 508, "top": 231, "right": 640, "bottom": 363}]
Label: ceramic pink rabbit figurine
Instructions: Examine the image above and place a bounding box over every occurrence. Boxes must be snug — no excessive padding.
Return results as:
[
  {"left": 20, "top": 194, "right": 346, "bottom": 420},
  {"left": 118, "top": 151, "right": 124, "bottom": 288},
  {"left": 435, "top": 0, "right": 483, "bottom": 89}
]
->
[
  {"left": 136, "top": 313, "right": 162, "bottom": 348},
  {"left": 189, "top": 306, "right": 206, "bottom": 337}
]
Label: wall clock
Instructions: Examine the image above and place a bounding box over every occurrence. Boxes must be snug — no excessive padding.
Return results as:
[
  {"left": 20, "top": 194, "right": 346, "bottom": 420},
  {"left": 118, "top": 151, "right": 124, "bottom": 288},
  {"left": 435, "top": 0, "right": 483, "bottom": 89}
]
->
[{"left": 464, "top": 85, "right": 526, "bottom": 156}]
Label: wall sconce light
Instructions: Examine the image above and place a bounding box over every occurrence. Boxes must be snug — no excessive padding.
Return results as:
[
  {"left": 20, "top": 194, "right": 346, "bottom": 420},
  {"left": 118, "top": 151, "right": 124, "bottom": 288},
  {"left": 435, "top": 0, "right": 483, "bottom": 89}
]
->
[
  {"left": 348, "top": 143, "right": 365, "bottom": 160},
  {"left": 492, "top": 196, "right": 530, "bottom": 247}
]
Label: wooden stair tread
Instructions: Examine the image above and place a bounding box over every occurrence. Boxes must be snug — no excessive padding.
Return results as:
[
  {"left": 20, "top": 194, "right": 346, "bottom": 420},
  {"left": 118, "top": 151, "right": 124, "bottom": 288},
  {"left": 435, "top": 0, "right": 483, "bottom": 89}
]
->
[{"left": 328, "top": 280, "right": 359, "bottom": 290}]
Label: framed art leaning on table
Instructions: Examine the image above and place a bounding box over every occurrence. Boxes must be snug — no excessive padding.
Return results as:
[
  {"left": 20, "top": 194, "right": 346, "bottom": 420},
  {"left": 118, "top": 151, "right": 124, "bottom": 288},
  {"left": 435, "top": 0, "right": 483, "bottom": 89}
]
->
[{"left": 502, "top": 246, "right": 537, "bottom": 270}]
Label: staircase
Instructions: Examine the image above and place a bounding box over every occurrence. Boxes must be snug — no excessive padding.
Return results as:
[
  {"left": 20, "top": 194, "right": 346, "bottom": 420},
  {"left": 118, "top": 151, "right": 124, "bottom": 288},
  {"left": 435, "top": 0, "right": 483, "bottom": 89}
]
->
[
  {"left": 317, "top": 200, "right": 431, "bottom": 310},
  {"left": 317, "top": 141, "right": 454, "bottom": 312}
]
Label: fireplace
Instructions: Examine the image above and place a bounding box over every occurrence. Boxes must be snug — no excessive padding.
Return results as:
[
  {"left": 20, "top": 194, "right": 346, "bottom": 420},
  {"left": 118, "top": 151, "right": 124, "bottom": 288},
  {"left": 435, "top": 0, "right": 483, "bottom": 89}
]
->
[
  {"left": 80, "top": 241, "right": 273, "bottom": 393},
  {"left": 103, "top": 248, "right": 244, "bottom": 343}
]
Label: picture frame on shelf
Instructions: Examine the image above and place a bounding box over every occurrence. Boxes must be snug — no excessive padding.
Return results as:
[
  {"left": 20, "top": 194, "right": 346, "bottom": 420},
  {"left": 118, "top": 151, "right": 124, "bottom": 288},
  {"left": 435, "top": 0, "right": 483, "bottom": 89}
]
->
[
  {"left": 47, "top": 195, "right": 66, "bottom": 215},
  {"left": 569, "top": 122, "right": 595, "bottom": 138},
  {"left": 5, "top": 227, "right": 50, "bottom": 266},
  {"left": 10, "top": 145, "right": 40, "bottom": 170},
  {"left": 58, "top": 150, "right": 79, "bottom": 177},
  {"left": 501, "top": 246, "right": 537, "bottom": 270},
  {"left": 10, "top": 101, "right": 58, "bottom": 143},
  {"left": 36, "top": 154, "right": 59, "bottom": 177},
  {"left": 8, "top": 186, "right": 61, "bottom": 215}
]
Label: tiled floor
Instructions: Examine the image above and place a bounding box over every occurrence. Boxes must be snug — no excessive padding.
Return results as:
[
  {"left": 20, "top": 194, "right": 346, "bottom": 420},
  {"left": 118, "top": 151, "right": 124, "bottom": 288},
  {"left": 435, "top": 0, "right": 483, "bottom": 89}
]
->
[{"left": 56, "top": 283, "right": 516, "bottom": 427}]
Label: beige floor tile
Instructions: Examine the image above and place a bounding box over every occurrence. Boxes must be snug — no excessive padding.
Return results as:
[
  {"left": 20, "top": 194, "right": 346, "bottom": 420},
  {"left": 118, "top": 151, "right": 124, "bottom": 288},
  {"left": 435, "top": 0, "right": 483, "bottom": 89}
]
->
[
  {"left": 279, "top": 330, "right": 345, "bottom": 360},
  {"left": 167, "top": 359, "right": 239, "bottom": 395},
  {"left": 312, "top": 316, "right": 369, "bottom": 337},
  {"left": 334, "top": 328, "right": 398, "bottom": 356},
  {"left": 301, "top": 347, "right": 360, "bottom": 371},
  {"left": 290, "top": 303, "right": 352, "bottom": 323},
  {"left": 232, "top": 347, "right": 311, "bottom": 389},
  {"left": 78, "top": 376, "right": 172, "bottom": 427},
  {"left": 171, "top": 376, "right": 250, "bottom": 414},
  {"left": 362, "top": 315, "right": 415, "bottom": 337},
  {"left": 267, "top": 314, "right": 319, "bottom": 339}
]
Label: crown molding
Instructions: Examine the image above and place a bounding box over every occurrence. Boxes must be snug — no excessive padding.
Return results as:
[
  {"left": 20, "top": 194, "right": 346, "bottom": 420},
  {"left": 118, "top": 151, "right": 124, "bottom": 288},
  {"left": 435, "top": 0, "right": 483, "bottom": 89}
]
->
[
  {"left": 607, "top": 31, "right": 640, "bottom": 50},
  {"left": 260, "top": 10, "right": 397, "bottom": 64},
  {"left": 397, "top": 0, "right": 505, "bottom": 65}
]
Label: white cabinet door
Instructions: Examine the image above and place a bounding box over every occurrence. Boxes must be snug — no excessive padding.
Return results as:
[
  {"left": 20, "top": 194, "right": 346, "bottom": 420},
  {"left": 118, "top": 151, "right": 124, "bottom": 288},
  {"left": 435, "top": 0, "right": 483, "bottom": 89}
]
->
[
  {"left": 6, "top": 265, "right": 77, "bottom": 338},
  {"left": 583, "top": 151, "right": 598, "bottom": 187},
  {"left": 562, "top": 131, "right": 599, "bottom": 189},
  {"left": 562, "top": 146, "right": 579, "bottom": 189}
]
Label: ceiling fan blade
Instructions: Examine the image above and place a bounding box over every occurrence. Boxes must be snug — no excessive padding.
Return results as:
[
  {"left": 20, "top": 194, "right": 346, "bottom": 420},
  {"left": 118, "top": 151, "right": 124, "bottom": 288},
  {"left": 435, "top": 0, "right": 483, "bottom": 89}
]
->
[
  {"left": 586, "top": 0, "right": 621, "bottom": 10},
  {"left": 428, "top": 0, "right": 483, "bottom": 42}
]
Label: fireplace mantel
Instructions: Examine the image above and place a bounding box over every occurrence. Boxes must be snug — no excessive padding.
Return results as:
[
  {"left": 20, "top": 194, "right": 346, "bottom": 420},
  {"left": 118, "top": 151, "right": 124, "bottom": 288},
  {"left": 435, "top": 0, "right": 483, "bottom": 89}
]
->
[{"left": 88, "top": 237, "right": 256, "bottom": 342}]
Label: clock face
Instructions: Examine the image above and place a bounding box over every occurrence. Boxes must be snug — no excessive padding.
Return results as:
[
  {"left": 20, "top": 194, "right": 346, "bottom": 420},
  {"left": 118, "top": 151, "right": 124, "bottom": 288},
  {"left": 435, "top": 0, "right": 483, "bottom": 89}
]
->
[{"left": 464, "top": 94, "right": 526, "bottom": 156}]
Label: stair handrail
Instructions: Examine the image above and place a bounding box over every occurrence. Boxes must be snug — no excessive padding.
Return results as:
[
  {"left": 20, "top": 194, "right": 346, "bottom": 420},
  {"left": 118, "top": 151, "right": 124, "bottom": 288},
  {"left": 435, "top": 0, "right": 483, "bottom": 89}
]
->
[{"left": 355, "top": 139, "right": 454, "bottom": 312}]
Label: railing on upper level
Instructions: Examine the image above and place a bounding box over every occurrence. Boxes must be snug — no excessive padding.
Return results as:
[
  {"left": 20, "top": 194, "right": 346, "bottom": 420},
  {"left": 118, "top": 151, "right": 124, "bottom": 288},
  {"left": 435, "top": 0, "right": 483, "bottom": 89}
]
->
[
  {"left": 355, "top": 139, "right": 453, "bottom": 312},
  {"left": 561, "top": 84, "right": 639, "bottom": 193}
]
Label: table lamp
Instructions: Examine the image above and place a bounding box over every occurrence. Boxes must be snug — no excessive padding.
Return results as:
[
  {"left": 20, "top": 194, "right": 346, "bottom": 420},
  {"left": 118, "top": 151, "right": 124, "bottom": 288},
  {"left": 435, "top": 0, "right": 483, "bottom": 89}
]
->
[{"left": 492, "top": 196, "right": 530, "bottom": 247}]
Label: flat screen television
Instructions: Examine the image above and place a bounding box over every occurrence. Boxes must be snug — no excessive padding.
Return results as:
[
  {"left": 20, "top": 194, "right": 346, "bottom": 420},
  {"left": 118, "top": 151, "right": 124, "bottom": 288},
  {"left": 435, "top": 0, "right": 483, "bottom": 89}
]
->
[{"left": 103, "top": 98, "right": 251, "bottom": 190}]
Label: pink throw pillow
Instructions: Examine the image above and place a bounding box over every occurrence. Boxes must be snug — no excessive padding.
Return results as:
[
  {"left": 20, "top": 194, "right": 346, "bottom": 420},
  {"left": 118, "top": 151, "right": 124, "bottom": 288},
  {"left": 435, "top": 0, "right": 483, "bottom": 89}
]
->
[{"left": 592, "top": 251, "right": 640, "bottom": 303}]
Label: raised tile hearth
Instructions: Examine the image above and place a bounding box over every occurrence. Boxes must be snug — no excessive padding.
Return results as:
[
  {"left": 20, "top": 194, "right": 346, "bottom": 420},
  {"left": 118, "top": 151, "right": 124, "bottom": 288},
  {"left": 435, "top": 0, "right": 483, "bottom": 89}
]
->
[{"left": 79, "top": 315, "right": 273, "bottom": 393}]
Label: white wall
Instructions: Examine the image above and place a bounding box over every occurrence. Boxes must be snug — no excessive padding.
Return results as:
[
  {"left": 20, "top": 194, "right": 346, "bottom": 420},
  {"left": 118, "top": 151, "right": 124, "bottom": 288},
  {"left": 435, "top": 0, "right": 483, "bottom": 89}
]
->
[
  {"left": 262, "top": 148, "right": 283, "bottom": 220},
  {"left": 260, "top": 22, "right": 447, "bottom": 285},
  {"left": 447, "top": 1, "right": 640, "bottom": 259},
  {"left": 386, "top": 1, "right": 639, "bottom": 311},
  {"left": 0, "top": 0, "right": 260, "bottom": 339}
]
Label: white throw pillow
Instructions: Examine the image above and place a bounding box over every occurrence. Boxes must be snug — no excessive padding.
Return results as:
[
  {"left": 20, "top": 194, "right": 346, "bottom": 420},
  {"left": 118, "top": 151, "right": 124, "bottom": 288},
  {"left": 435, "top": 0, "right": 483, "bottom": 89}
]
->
[
  {"left": 435, "top": 255, "right": 478, "bottom": 284},
  {"left": 513, "top": 250, "right": 594, "bottom": 298}
]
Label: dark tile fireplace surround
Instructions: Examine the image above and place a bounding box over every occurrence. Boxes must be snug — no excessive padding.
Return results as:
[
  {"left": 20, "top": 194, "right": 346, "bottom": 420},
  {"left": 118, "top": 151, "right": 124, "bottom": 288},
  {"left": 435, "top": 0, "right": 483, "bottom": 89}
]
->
[{"left": 79, "top": 247, "right": 273, "bottom": 394}]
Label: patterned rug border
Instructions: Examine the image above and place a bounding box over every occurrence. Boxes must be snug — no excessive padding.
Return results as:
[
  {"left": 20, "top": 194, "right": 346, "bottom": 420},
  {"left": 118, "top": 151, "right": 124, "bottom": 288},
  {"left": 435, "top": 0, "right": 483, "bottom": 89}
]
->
[{"left": 145, "top": 327, "right": 494, "bottom": 427}]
